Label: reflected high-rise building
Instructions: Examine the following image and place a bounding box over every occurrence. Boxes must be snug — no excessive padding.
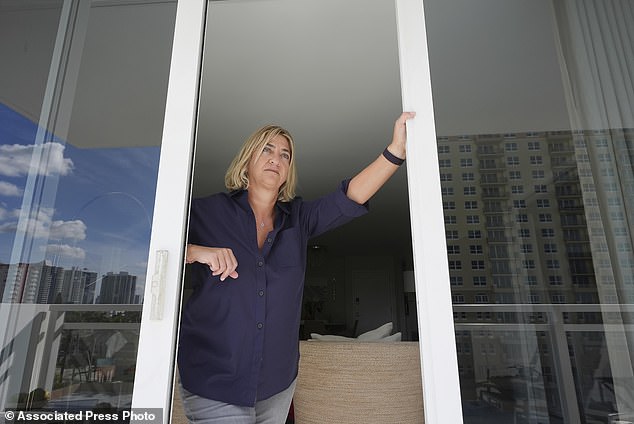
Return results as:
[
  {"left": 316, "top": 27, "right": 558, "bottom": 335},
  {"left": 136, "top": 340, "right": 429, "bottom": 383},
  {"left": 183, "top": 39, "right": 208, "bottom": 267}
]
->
[
  {"left": 57, "top": 267, "right": 98, "bottom": 304},
  {"left": 98, "top": 271, "right": 137, "bottom": 304},
  {"left": 437, "top": 129, "right": 633, "bottom": 418},
  {"left": 0, "top": 262, "right": 100, "bottom": 304}
]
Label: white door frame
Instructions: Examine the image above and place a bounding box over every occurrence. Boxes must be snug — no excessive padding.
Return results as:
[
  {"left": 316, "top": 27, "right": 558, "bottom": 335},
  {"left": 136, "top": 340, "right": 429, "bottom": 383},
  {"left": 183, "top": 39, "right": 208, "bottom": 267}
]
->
[
  {"left": 131, "top": 0, "right": 207, "bottom": 416},
  {"left": 396, "top": 0, "right": 463, "bottom": 422},
  {"left": 132, "top": 0, "right": 465, "bottom": 422}
]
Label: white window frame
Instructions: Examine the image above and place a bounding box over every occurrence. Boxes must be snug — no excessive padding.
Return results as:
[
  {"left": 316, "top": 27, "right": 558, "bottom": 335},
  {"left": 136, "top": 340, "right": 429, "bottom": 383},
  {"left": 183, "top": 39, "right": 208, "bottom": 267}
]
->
[
  {"left": 132, "top": 0, "right": 207, "bottom": 414},
  {"left": 396, "top": 0, "right": 463, "bottom": 422}
]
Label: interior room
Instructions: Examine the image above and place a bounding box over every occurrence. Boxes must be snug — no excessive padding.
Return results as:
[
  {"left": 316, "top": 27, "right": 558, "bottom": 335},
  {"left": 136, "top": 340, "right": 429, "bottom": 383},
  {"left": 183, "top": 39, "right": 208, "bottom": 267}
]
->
[{"left": 188, "top": 0, "right": 416, "bottom": 341}]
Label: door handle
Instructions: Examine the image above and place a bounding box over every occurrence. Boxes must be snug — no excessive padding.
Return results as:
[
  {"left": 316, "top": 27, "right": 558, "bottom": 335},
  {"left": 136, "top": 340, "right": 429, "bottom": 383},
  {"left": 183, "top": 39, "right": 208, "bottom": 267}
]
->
[{"left": 150, "top": 250, "right": 168, "bottom": 320}]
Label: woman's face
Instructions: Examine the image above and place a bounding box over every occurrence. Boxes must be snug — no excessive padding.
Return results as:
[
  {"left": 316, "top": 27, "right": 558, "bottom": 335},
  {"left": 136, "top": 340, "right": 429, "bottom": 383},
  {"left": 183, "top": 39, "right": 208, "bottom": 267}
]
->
[{"left": 247, "top": 134, "right": 291, "bottom": 193}]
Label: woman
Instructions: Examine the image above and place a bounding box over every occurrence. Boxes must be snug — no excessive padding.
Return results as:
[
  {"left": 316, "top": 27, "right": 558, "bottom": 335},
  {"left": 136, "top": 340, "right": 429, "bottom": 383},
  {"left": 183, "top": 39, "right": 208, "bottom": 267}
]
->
[{"left": 178, "top": 112, "right": 415, "bottom": 423}]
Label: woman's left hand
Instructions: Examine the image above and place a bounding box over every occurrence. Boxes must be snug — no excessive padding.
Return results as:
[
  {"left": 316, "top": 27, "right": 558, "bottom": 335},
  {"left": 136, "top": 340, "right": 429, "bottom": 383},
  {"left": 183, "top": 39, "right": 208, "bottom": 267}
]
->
[{"left": 387, "top": 111, "right": 416, "bottom": 160}]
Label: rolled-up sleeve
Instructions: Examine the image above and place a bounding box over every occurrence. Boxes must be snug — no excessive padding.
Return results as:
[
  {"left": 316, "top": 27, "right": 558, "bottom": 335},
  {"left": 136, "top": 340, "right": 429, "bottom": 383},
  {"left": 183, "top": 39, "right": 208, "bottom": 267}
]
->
[{"left": 300, "top": 179, "right": 369, "bottom": 238}]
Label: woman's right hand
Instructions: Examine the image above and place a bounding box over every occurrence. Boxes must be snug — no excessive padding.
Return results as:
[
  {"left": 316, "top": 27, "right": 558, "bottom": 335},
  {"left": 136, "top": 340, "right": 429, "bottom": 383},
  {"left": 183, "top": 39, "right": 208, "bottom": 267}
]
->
[{"left": 186, "top": 244, "right": 239, "bottom": 281}]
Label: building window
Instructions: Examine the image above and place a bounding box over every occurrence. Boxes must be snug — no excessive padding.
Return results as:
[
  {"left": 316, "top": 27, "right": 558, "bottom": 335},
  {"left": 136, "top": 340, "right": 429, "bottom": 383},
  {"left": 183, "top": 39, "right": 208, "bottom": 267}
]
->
[
  {"left": 460, "top": 158, "right": 473, "bottom": 167},
  {"left": 539, "top": 213, "right": 552, "bottom": 222},
  {"left": 450, "top": 276, "right": 463, "bottom": 286},
  {"left": 519, "top": 229, "right": 531, "bottom": 238},
  {"left": 528, "top": 141, "right": 541, "bottom": 150},
  {"left": 466, "top": 215, "right": 480, "bottom": 224},
  {"left": 468, "top": 230, "right": 482, "bottom": 239},
  {"left": 475, "top": 294, "right": 489, "bottom": 303},
  {"left": 462, "top": 172, "right": 475, "bottom": 181},
  {"left": 534, "top": 184, "right": 548, "bottom": 193},
  {"left": 521, "top": 244, "right": 533, "bottom": 253},
  {"left": 446, "top": 230, "right": 459, "bottom": 240},
  {"left": 439, "top": 159, "right": 451, "bottom": 168},
  {"left": 509, "top": 171, "right": 521, "bottom": 180},
  {"left": 507, "top": 156, "right": 520, "bottom": 166},
  {"left": 440, "top": 173, "right": 453, "bottom": 181},
  {"left": 465, "top": 201, "right": 478, "bottom": 210},
  {"left": 532, "top": 170, "right": 545, "bottom": 179},
  {"left": 505, "top": 142, "right": 518, "bottom": 151},
  {"left": 470, "top": 245, "right": 483, "bottom": 255},
  {"left": 447, "top": 245, "right": 461, "bottom": 255},
  {"left": 516, "top": 214, "right": 528, "bottom": 223},
  {"left": 541, "top": 228, "right": 555, "bottom": 238},
  {"left": 537, "top": 199, "right": 550, "bottom": 208},
  {"left": 452, "top": 294, "right": 465, "bottom": 304},
  {"left": 513, "top": 200, "right": 527, "bottom": 209},
  {"left": 511, "top": 185, "right": 524, "bottom": 194},
  {"left": 530, "top": 155, "right": 543, "bottom": 165},
  {"left": 459, "top": 144, "right": 472, "bottom": 153},
  {"left": 523, "top": 259, "right": 536, "bottom": 269},
  {"left": 444, "top": 215, "right": 457, "bottom": 224},
  {"left": 438, "top": 145, "right": 450, "bottom": 154},
  {"left": 490, "top": 245, "right": 507, "bottom": 258},
  {"left": 449, "top": 260, "right": 462, "bottom": 270},
  {"left": 442, "top": 187, "right": 454, "bottom": 196},
  {"left": 547, "top": 259, "right": 560, "bottom": 269},
  {"left": 551, "top": 294, "right": 566, "bottom": 304},
  {"left": 473, "top": 276, "right": 487, "bottom": 286},
  {"left": 471, "top": 260, "right": 485, "bottom": 270},
  {"left": 464, "top": 186, "right": 476, "bottom": 195},
  {"left": 443, "top": 201, "right": 456, "bottom": 210}
]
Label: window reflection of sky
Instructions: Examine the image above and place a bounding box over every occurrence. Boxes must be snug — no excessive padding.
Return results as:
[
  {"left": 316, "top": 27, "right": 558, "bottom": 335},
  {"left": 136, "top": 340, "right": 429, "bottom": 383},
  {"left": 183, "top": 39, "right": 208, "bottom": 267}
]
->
[{"left": 0, "top": 102, "right": 160, "bottom": 298}]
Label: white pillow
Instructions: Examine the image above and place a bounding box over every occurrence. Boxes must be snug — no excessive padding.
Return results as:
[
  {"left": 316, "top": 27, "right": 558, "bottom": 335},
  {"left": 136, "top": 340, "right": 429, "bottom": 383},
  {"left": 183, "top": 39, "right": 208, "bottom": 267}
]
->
[
  {"left": 310, "top": 333, "right": 356, "bottom": 341},
  {"left": 378, "top": 332, "right": 402, "bottom": 342},
  {"left": 356, "top": 322, "right": 393, "bottom": 341}
]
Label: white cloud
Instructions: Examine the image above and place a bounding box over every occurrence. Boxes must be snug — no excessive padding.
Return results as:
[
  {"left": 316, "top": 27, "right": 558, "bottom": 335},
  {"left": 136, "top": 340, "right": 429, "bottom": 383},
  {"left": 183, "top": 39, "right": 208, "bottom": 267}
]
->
[
  {"left": 45, "top": 244, "right": 86, "bottom": 260},
  {"left": 0, "top": 207, "right": 86, "bottom": 241},
  {"left": 0, "top": 181, "right": 23, "bottom": 196},
  {"left": 0, "top": 142, "right": 73, "bottom": 177},
  {"left": 49, "top": 219, "right": 87, "bottom": 241}
]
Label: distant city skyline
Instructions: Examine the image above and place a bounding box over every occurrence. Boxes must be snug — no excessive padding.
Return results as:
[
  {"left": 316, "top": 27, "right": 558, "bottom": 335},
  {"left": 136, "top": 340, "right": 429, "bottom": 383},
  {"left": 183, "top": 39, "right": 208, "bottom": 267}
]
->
[
  {"left": 0, "top": 261, "right": 140, "bottom": 305},
  {"left": 0, "top": 102, "right": 159, "bottom": 301}
]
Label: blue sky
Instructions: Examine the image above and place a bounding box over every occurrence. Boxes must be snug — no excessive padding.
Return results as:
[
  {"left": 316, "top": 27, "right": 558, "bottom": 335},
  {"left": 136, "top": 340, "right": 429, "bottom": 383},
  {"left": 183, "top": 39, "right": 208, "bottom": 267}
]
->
[{"left": 0, "top": 102, "right": 160, "bottom": 298}]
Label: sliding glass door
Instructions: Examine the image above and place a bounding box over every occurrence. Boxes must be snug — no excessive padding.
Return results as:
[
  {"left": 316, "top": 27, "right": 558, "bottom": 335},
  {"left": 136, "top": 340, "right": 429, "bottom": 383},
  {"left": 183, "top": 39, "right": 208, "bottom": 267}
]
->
[
  {"left": 0, "top": 0, "right": 197, "bottom": 420},
  {"left": 419, "top": 0, "right": 634, "bottom": 422}
]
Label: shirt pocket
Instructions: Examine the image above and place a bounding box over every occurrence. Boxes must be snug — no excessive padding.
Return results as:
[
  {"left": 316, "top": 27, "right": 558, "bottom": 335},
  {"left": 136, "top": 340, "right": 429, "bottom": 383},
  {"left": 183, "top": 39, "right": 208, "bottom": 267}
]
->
[{"left": 269, "top": 228, "right": 303, "bottom": 268}]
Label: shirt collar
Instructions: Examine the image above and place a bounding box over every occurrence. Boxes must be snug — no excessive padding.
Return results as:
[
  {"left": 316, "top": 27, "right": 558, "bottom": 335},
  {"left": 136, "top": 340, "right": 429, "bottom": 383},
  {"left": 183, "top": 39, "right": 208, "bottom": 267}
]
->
[{"left": 229, "top": 190, "right": 291, "bottom": 215}]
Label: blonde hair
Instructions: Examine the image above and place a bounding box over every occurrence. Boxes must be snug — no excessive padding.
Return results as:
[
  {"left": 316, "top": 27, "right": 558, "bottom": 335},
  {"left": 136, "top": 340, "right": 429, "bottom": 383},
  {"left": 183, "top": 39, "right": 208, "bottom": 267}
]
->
[{"left": 225, "top": 125, "right": 297, "bottom": 202}]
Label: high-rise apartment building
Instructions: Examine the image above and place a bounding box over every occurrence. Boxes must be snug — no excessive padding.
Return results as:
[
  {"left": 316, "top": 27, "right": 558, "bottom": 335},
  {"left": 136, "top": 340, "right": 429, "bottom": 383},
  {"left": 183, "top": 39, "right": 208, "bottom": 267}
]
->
[
  {"left": 98, "top": 271, "right": 137, "bottom": 304},
  {"left": 0, "top": 262, "right": 96, "bottom": 304},
  {"left": 437, "top": 129, "right": 629, "bottom": 416}
]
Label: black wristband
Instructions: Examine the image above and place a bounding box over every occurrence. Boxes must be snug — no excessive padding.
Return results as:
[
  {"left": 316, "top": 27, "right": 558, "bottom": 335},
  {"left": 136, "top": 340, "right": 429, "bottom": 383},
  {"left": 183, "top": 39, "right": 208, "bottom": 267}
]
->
[{"left": 382, "top": 147, "right": 405, "bottom": 166}]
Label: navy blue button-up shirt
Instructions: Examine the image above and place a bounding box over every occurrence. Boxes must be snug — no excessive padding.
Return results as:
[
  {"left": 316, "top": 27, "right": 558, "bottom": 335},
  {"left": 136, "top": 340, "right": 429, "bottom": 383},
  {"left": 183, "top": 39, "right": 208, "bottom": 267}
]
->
[{"left": 178, "top": 180, "right": 368, "bottom": 406}]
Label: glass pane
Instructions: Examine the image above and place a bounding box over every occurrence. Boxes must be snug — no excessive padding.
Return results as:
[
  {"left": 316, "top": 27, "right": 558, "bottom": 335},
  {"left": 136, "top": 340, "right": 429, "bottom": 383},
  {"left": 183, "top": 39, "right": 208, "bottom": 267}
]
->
[
  {"left": 424, "top": 0, "right": 634, "bottom": 422},
  {"left": 0, "top": 0, "right": 176, "bottom": 416}
]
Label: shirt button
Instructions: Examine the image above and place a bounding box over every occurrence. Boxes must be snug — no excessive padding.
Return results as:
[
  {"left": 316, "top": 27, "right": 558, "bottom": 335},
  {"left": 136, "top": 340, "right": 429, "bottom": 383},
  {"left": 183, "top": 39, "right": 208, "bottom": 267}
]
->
[
  {"left": 257, "top": 260, "right": 264, "bottom": 267},
  {"left": 266, "top": 237, "right": 273, "bottom": 243},
  {"left": 258, "top": 290, "right": 264, "bottom": 297},
  {"left": 257, "top": 322, "right": 263, "bottom": 329}
]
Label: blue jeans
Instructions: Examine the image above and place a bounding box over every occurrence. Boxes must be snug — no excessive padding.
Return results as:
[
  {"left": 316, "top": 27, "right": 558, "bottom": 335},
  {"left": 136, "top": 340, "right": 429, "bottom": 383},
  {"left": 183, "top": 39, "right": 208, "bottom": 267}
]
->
[{"left": 179, "top": 380, "right": 296, "bottom": 424}]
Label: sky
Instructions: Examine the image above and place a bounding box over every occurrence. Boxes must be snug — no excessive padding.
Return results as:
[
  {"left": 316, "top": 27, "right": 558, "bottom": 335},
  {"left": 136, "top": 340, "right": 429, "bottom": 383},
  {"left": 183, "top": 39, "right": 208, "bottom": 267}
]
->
[{"left": 0, "top": 102, "right": 160, "bottom": 299}]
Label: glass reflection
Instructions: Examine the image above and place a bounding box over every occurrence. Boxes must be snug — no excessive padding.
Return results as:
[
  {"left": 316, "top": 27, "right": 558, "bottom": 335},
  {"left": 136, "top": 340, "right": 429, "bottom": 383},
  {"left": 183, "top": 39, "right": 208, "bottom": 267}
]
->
[
  {"left": 0, "top": 0, "right": 175, "bottom": 417},
  {"left": 426, "top": 0, "right": 634, "bottom": 421}
]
